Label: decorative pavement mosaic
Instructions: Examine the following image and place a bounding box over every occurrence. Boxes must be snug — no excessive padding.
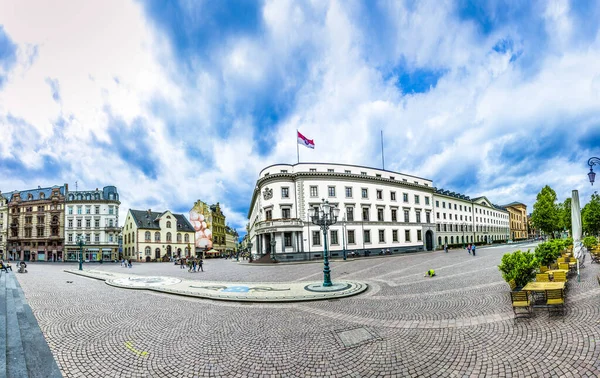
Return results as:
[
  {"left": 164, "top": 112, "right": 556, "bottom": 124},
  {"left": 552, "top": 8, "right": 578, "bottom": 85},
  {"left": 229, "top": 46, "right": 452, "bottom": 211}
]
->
[{"left": 64, "top": 269, "right": 368, "bottom": 302}]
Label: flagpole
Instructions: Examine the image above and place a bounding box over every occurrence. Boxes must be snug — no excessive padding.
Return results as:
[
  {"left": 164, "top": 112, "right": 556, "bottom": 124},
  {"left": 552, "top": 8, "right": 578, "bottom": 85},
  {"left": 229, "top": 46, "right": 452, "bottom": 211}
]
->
[
  {"left": 381, "top": 130, "right": 385, "bottom": 170},
  {"left": 296, "top": 129, "right": 300, "bottom": 164}
]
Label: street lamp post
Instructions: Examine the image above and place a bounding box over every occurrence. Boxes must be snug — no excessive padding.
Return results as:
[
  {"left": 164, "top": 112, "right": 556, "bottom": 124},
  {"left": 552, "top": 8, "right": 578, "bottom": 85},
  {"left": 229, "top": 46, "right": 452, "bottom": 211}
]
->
[
  {"left": 342, "top": 215, "right": 347, "bottom": 261},
  {"left": 77, "top": 235, "right": 85, "bottom": 271},
  {"left": 588, "top": 157, "right": 600, "bottom": 185},
  {"left": 270, "top": 237, "right": 276, "bottom": 261},
  {"left": 247, "top": 241, "right": 253, "bottom": 263},
  {"left": 309, "top": 199, "right": 340, "bottom": 287}
]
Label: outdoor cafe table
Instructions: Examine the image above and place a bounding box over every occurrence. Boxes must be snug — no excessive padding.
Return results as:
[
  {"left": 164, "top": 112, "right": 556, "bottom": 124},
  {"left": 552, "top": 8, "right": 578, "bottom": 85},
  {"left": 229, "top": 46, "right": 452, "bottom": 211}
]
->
[{"left": 522, "top": 281, "right": 566, "bottom": 307}]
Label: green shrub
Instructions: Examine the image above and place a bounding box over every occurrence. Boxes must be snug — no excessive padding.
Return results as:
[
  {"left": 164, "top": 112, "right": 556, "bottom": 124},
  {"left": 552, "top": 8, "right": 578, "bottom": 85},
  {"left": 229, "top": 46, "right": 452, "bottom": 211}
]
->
[
  {"left": 583, "top": 236, "right": 598, "bottom": 249},
  {"left": 498, "top": 249, "right": 538, "bottom": 288},
  {"left": 534, "top": 242, "right": 561, "bottom": 267},
  {"left": 565, "top": 237, "right": 573, "bottom": 246}
]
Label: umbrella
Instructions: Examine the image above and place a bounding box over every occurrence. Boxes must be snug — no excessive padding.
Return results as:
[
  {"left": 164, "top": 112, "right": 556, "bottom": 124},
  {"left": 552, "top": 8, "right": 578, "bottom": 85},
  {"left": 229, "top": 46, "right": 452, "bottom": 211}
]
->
[{"left": 571, "top": 190, "right": 583, "bottom": 280}]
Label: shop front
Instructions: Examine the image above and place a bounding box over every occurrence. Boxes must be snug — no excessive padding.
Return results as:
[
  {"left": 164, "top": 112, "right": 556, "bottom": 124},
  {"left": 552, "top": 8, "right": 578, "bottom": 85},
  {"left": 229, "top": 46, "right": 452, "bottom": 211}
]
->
[
  {"left": 86, "top": 248, "right": 101, "bottom": 262},
  {"left": 102, "top": 248, "right": 113, "bottom": 261},
  {"left": 37, "top": 249, "right": 46, "bottom": 261},
  {"left": 66, "top": 248, "right": 79, "bottom": 262}
]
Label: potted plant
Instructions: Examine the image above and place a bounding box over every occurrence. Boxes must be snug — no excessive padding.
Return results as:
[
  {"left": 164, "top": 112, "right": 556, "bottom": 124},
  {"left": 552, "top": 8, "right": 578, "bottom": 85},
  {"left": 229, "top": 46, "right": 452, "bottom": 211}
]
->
[
  {"left": 534, "top": 242, "right": 561, "bottom": 268},
  {"left": 583, "top": 236, "right": 598, "bottom": 250},
  {"left": 498, "top": 249, "right": 538, "bottom": 290}
]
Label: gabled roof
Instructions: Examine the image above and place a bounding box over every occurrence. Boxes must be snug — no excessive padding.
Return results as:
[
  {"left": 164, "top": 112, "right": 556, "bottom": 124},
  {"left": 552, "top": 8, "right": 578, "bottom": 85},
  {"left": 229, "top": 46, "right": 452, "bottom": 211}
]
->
[
  {"left": 129, "top": 209, "right": 194, "bottom": 232},
  {"left": 502, "top": 201, "right": 527, "bottom": 208}
]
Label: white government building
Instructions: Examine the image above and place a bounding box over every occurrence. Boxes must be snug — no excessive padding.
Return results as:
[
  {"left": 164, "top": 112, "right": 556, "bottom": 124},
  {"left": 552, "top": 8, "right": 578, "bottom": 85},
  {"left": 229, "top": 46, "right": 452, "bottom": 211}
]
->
[{"left": 247, "top": 163, "right": 510, "bottom": 261}]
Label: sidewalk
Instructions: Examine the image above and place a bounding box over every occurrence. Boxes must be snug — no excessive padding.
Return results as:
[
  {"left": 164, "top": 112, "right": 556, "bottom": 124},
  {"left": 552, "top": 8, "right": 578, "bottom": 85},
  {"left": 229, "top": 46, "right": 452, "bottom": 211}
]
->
[{"left": 65, "top": 269, "right": 368, "bottom": 303}]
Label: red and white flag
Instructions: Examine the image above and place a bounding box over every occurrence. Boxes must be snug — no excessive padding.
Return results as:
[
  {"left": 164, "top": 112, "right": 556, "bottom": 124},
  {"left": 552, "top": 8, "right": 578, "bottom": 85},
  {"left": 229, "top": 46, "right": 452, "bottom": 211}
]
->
[{"left": 297, "top": 131, "right": 315, "bottom": 149}]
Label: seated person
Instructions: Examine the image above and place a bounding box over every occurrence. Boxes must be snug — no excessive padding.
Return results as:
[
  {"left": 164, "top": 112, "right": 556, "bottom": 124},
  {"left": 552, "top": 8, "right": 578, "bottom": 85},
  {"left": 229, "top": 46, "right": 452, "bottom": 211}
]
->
[
  {"left": 424, "top": 269, "right": 436, "bottom": 277},
  {"left": 3, "top": 261, "right": 12, "bottom": 271},
  {"left": 0, "top": 261, "right": 7, "bottom": 272}
]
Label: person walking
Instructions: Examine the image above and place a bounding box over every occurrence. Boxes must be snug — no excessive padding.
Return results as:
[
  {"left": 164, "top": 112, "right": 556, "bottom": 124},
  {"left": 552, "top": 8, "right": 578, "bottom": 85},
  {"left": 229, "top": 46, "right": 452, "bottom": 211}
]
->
[
  {"left": 467, "top": 244, "right": 471, "bottom": 255},
  {"left": 128, "top": 259, "right": 132, "bottom": 268},
  {"left": 472, "top": 244, "right": 476, "bottom": 256},
  {"left": 192, "top": 259, "right": 197, "bottom": 272},
  {"left": 444, "top": 243, "right": 448, "bottom": 253},
  {"left": 198, "top": 258, "right": 204, "bottom": 272}
]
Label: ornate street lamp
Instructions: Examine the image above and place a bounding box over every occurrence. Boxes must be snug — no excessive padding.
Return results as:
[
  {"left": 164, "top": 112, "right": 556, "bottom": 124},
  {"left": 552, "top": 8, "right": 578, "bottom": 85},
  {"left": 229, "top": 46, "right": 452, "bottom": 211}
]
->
[
  {"left": 588, "top": 157, "right": 600, "bottom": 185},
  {"left": 309, "top": 199, "right": 340, "bottom": 287},
  {"left": 76, "top": 235, "right": 85, "bottom": 271},
  {"left": 270, "top": 238, "right": 276, "bottom": 260},
  {"left": 247, "top": 241, "right": 253, "bottom": 262}
]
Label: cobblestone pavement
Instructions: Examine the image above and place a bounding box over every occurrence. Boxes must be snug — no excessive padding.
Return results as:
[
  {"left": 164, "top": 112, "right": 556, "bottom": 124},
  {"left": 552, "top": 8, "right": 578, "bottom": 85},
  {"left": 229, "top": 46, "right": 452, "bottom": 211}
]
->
[{"left": 15, "top": 242, "right": 600, "bottom": 377}]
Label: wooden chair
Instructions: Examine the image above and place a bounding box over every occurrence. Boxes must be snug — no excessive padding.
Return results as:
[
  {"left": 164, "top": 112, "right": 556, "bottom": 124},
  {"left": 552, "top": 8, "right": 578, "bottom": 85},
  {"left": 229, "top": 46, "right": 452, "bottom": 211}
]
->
[
  {"left": 536, "top": 273, "right": 550, "bottom": 282},
  {"left": 511, "top": 291, "right": 532, "bottom": 319},
  {"left": 546, "top": 289, "right": 565, "bottom": 316},
  {"left": 591, "top": 252, "right": 600, "bottom": 264},
  {"left": 549, "top": 263, "right": 558, "bottom": 270},
  {"left": 553, "top": 272, "right": 568, "bottom": 283},
  {"left": 539, "top": 266, "right": 549, "bottom": 274},
  {"left": 558, "top": 263, "right": 570, "bottom": 272},
  {"left": 557, "top": 257, "right": 566, "bottom": 264}
]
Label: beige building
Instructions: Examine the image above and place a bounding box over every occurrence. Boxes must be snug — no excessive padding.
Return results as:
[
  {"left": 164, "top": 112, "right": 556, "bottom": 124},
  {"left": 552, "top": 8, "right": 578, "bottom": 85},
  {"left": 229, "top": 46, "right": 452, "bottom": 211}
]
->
[
  {"left": 122, "top": 209, "right": 195, "bottom": 262},
  {"left": 225, "top": 225, "right": 239, "bottom": 256},
  {"left": 502, "top": 202, "right": 528, "bottom": 241},
  {"left": 0, "top": 192, "right": 8, "bottom": 260}
]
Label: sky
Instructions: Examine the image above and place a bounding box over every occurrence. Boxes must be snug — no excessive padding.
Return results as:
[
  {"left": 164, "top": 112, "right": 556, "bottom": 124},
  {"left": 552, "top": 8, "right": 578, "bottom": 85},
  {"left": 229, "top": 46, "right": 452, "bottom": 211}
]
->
[{"left": 1, "top": 0, "right": 600, "bottom": 235}]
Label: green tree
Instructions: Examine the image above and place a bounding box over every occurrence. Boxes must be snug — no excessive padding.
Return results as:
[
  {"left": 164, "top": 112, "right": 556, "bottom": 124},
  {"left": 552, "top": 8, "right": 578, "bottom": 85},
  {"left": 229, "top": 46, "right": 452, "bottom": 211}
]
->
[
  {"left": 583, "top": 192, "right": 600, "bottom": 236},
  {"left": 531, "top": 185, "right": 560, "bottom": 237},
  {"left": 558, "top": 198, "right": 572, "bottom": 233},
  {"left": 498, "top": 250, "right": 538, "bottom": 288}
]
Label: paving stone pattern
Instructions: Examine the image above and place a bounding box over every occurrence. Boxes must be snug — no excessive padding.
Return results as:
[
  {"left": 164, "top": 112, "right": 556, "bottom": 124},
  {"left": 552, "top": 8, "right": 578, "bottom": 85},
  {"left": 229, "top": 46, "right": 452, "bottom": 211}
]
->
[{"left": 14, "top": 243, "right": 600, "bottom": 377}]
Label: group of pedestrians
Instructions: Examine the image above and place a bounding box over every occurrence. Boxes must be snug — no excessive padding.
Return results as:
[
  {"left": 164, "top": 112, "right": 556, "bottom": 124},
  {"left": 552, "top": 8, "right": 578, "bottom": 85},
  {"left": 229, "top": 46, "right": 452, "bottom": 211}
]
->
[
  {"left": 179, "top": 258, "right": 204, "bottom": 272},
  {"left": 443, "top": 243, "right": 476, "bottom": 256},
  {"left": 120, "top": 259, "right": 133, "bottom": 268}
]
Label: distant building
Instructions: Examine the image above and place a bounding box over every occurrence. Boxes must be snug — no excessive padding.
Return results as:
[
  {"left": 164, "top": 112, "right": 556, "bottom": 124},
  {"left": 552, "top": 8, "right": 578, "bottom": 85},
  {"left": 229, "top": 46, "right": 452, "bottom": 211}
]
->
[
  {"left": 502, "top": 202, "right": 528, "bottom": 241},
  {"left": 225, "top": 225, "right": 239, "bottom": 255},
  {"left": 3, "top": 185, "right": 66, "bottom": 261},
  {"left": 122, "top": 209, "right": 195, "bottom": 262},
  {"left": 64, "top": 186, "right": 121, "bottom": 262},
  {"left": 211, "top": 203, "right": 226, "bottom": 254},
  {"left": 433, "top": 190, "right": 510, "bottom": 246},
  {"left": 0, "top": 192, "right": 8, "bottom": 260}
]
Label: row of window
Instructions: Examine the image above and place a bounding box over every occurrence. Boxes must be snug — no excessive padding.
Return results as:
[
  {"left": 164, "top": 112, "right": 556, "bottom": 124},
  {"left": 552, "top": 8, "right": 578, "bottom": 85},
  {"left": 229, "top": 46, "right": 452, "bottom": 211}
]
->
[
  {"left": 125, "top": 232, "right": 191, "bottom": 244},
  {"left": 11, "top": 204, "right": 61, "bottom": 213},
  {"left": 68, "top": 205, "right": 117, "bottom": 215},
  {"left": 68, "top": 233, "right": 116, "bottom": 243},
  {"left": 279, "top": 186, "right": 431, "bottom": 205},
  {"left": 264, "top": 207, "right": 432, "bottom": 224},
  {"left": 274, "top": 168, "right": 426, "bottom": 184},
  {"left": 308, "top": 228, "right": 422, "bottom": 246},
  {"left": 435, "top": 200, "right": 508, "bottom": 219},
  {"left": 436, "top": 224, "right": 509, "bottom": 233},
  {"left": 67, "top": 218, "right": 116, "bottom": 228},
  {"left": 12, "top": 227, "right": 60, "bottom": 238}
]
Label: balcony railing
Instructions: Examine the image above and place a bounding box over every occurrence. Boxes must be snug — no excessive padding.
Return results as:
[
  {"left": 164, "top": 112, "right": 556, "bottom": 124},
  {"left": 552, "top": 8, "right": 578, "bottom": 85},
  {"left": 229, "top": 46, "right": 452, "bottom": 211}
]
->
[{"left": 255, "top": 218, "right": 304, "bottom": 232}]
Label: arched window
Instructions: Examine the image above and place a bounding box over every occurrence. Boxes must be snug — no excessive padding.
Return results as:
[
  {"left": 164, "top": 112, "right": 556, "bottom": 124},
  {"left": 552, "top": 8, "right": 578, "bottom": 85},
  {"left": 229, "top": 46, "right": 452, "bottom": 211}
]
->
[
  {"left": 155, "top": 232, "right": 160, "bottom": 241},
  {"left": 145, "top": 231, "right": 151, "bottom": 241},
  {"left": 166, "top": 221, "right": 171, "bottom": 228},
  {"left": 177, "top": 233, "right": 182, "bottom": 242},
  {"left": 86, "top": 194, "right": 91, "bottom": 200},
  {"left": 69, "top": 194, "right": 74, "bottom": 200},
  {"left": 166, "top": 232, "right": 172, "bottom": 242},
  {"left": 131, "top": 233, "right": 135, "bottom": 243},
  {"left": 155, "top": 248, "right": 160, "bottom": 259},
  {"left": 444, "top": 236, "right": 448, "bottom": 244},
  {"left": 77, "top": 194, "right": 82, "bottom": 200},
  {"left": 145, "top": 247, "right": 151, "bottom": 256},
  {"left": 438, "top": 236, "right": 442, "bottom": 246},
  {"left": 40, "top": 193, "right": 45, "bottom": 199},
  {"left": 450, "top": 236, "right": 454, "bottom": 244}
]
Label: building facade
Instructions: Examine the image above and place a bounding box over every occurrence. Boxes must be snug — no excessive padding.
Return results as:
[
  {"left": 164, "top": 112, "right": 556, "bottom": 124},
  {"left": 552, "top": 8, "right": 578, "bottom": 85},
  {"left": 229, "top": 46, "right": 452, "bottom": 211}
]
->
[
  {"left": 433, "top": 189, "right": 510, "bottom": 246},
  {"left": 0, "top": 192, "right": 8, "bottom": 260},
  {"left": 503, "top": 202, "right": 528, "bottom": 241},
  {"left": 211, "top": 203, "right": 226, "bottom": 253},
  {"left": 122, "top": 209, "right": 195, "bottom": 262},
  {"left": 247, "top": 163, "right": 436, "bottom": 261},
  {"left": 64, "top": 186, "right": 121, "bottom": 262},
  {"left": 4, "top": 185, "right": 66, "bottom": 261},
  {"left": 225, "top": 225, "right": 239, "bottom": 255}
]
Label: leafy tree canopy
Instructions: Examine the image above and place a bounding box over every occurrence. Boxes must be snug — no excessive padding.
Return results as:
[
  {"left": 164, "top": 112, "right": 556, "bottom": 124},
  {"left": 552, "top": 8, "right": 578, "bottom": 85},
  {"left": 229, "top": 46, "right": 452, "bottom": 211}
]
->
[
  {"left": 531, "top": 185, "right": 560, "bottom": 236},
  {"left": 583, "top": 192, "right": 600, "bottom": 236}
]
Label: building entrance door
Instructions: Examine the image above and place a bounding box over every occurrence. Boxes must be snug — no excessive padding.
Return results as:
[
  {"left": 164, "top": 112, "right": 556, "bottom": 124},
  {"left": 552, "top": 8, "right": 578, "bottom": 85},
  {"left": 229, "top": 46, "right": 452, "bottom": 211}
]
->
[
  {"left": 425, "top": 231, "right": 433, "bottom": 251},
  {"left": 24, "top": 250, "right": 30, "bottom": 261}
]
